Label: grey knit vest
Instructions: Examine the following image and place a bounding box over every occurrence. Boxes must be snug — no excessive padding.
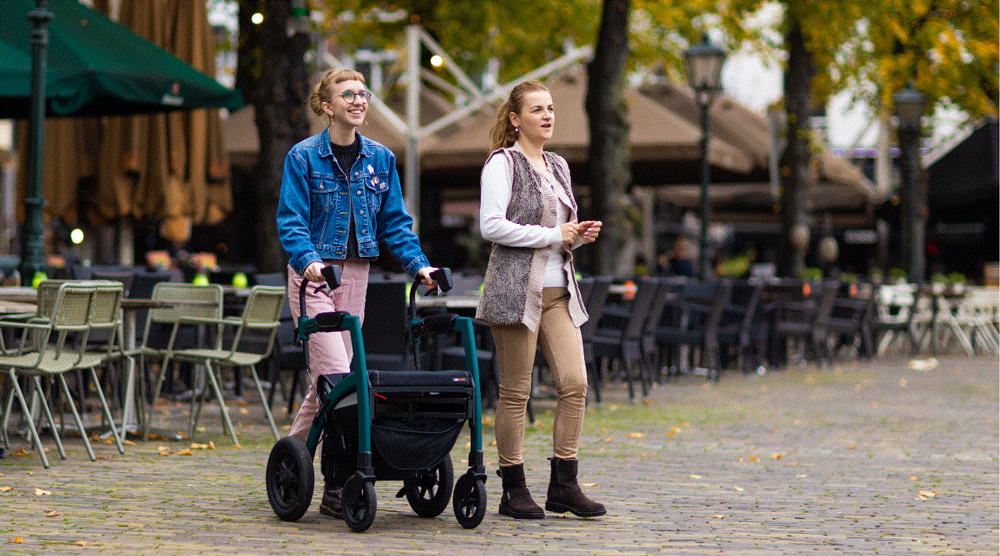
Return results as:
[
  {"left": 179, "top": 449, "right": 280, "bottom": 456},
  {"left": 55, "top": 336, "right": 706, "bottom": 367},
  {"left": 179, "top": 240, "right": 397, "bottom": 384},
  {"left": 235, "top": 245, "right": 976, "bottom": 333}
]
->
[{"left": 476, "top": 148, "right": 588, "bottom": 331}]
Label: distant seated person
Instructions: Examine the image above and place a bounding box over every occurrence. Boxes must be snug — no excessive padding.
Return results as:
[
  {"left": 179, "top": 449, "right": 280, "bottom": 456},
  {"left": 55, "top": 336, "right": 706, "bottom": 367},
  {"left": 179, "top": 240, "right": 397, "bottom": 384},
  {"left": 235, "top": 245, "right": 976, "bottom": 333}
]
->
[{"left": 664, "top": 236, "right": 695, "bottom": 278}]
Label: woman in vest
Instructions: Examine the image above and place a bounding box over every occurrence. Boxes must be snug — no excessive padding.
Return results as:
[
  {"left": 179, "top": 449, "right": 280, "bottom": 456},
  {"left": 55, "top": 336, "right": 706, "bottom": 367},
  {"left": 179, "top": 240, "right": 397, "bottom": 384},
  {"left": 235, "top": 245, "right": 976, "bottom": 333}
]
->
[{"left": 477, "top": 80, "right": 605, "bottom": 519}]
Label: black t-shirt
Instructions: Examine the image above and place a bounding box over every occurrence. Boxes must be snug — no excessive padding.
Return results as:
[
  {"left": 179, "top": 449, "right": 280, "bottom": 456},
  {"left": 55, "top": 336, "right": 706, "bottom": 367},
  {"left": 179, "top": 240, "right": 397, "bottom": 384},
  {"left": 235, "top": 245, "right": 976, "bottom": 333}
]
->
[{"left": 330, "top": 136, "right": 363, "bottom": 259}]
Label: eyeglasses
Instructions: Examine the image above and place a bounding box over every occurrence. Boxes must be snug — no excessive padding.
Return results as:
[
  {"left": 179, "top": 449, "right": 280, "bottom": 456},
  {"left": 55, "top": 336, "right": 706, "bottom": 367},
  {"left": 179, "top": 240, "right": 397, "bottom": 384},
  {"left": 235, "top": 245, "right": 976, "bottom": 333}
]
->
[{"left": 340, "top": 90, "right": 372, "bottom": 103}]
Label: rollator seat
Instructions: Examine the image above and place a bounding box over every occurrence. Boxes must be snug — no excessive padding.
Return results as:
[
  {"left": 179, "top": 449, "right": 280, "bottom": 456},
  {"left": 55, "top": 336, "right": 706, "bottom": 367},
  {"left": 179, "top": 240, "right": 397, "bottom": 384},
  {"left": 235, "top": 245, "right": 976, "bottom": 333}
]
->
[
  {"left": 318, "top": 370, "right": 473, "bottom": 399},
  {"left": 369, "top": 369, "right": 472, "bottom": 389}
]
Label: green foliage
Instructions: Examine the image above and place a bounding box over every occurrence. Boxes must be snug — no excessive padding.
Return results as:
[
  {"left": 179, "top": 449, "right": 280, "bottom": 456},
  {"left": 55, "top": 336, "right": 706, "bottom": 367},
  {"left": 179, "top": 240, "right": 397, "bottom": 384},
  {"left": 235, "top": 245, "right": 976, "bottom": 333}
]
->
[
  {"left": 315, "top": 1, "right": 997, "bottom": 120},
  {"left": 317, "top": 0, "right": 600, "bottom": 84}
]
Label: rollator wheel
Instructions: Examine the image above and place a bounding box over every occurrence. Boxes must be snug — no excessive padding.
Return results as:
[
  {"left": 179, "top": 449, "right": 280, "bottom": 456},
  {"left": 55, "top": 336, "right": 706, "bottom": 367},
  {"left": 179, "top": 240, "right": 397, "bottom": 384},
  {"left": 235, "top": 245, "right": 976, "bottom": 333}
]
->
[
  {"left": 342, "top": 475, "right": 377, "bottom": 532},
  {"left": 265, "top": 437, "right": 314, "bottom": 522},
  {"left": 406, "top": 455, "right": 454, "bottom": 518},
  {"left": 453, "top": 474, "right": 487, "bottom": 529}
]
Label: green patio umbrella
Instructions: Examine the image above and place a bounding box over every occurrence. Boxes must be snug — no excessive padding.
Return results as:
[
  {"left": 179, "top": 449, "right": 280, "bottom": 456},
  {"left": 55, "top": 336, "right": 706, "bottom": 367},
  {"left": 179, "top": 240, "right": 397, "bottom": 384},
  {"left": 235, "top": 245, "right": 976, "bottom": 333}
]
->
[
  {"left": 1, "top": 0, "right": 242, "bottom": 284},
  {"left": 0, "top": 0, "right": 242, "bottom": 117}
]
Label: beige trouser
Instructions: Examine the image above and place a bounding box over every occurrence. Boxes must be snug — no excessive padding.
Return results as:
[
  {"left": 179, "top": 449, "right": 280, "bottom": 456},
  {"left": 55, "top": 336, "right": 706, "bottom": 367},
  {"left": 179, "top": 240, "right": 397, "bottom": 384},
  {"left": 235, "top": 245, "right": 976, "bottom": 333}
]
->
[{"left": 490, "top": 287, "right": 588, "bottom": 467}]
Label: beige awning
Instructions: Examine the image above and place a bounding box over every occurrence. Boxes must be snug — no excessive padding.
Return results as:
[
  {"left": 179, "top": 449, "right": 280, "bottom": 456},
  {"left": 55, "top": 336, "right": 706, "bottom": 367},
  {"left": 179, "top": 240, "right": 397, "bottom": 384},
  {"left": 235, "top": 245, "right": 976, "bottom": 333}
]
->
[{"left": 420, "top": 71, "right": 754, "bottom": 174}]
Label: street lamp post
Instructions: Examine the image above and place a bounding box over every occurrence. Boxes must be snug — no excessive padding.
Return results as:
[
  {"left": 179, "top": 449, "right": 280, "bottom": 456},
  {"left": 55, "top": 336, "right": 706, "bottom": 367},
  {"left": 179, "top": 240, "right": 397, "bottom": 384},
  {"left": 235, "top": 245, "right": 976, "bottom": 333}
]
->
[
  {"left": 685, "top": 34, "right": 726, "bottom": 279},
  {"left": 21, "top": 0, "right": 53, "bottom": 286},
  {"left": 893, "top": 83, "right": 926, "bottom": 284}
]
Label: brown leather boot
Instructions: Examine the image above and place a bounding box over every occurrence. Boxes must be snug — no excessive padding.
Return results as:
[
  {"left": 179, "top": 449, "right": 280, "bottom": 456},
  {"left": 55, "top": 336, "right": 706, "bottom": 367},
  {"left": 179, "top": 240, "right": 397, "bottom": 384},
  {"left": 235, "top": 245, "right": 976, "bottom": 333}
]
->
[
  {"left": 545, "top": 458, "right": 606, "bottom": 517},
  {"left": 498, "top": 464, "right": 545, "bottom": 519}
]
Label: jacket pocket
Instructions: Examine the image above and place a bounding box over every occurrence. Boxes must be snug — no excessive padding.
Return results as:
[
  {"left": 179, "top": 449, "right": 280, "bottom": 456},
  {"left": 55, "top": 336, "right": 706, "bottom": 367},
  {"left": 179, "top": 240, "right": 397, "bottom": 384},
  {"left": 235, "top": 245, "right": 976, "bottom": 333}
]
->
[{"left": 362, "top": 172, "right": 389, "bottom": 214}]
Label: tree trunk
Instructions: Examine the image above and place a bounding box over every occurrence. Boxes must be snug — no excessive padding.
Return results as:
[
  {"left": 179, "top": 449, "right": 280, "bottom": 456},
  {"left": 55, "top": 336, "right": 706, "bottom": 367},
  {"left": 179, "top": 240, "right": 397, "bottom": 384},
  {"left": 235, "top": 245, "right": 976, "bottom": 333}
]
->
[
  {"left": 585, "top": 0, "right": 631, "bottom": 278},
  {"left": 777, "top": 17, "right": 814, "bottom": 278},
  {"left": 236, "top": 2, "right": 311, "bottom": 273}
]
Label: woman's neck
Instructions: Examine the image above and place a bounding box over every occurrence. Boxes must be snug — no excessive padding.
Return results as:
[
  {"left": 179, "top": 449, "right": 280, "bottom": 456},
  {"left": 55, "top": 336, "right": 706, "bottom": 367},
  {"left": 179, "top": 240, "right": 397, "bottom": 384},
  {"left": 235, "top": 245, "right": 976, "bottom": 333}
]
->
[
  {"left": 328, "top": 124, "right": 356, "bottom": 147},
  {"left": 514, "top": 139, "right": 547, "bottom": 172}
]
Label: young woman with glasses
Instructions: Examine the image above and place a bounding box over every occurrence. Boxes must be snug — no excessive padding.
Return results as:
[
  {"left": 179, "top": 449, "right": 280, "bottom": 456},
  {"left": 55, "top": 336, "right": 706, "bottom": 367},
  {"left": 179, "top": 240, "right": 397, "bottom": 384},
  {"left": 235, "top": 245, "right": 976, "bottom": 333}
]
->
[{"left": 277, "top": 68, "right": 438, "bottom": 519}]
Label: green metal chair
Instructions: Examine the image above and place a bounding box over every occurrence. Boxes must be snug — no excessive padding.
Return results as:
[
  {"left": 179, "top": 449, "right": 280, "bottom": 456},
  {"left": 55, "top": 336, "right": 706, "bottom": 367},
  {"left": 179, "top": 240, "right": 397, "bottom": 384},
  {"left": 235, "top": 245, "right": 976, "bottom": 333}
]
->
[
  {"left": 163, "top": 285, "right": 285, "bottom": 444},
  {"left": 140, "top": 282, "right": 223, "bottom": 440},
  {"left": 0, "top": 283, "right": 123, "bottom": 467}
]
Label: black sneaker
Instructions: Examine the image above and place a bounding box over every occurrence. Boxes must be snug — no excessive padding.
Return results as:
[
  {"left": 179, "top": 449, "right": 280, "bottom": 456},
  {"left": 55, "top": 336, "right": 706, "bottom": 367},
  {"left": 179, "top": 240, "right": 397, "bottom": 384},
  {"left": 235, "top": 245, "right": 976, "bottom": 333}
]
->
[{"left": 319, "top": 487, "right": 343, "bottom": 518}]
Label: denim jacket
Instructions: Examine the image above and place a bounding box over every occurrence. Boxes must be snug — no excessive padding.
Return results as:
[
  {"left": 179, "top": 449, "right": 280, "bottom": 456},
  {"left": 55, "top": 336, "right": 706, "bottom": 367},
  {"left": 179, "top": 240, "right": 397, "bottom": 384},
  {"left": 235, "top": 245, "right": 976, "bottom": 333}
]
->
[{"left": 277, "top": 128, "right": 430, "bottom": 277}]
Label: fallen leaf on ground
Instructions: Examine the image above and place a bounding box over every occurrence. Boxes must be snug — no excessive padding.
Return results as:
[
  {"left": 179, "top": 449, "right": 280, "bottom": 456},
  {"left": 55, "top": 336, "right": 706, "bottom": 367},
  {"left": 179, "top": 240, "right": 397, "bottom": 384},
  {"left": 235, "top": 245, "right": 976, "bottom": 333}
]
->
[
  {"left": 796, "top": 474, "right": 808, "bottom": 478},
  {"left": 909, "top": 476, "right": 918, "bottom": 480},
  {"left": 628, "top": 432, "right": 645, "bottom": 438},
  {"left": 74, "top": 541, "right": 88, "bottom": 547},
  {"left": 46, "top": 511, "right": 60, "bottom": 517},
  {"left": 12, "top": 536, "right": 22, "bottom": 543},
  {"left": 13, "top": 448, "right": 30, "bottom": 457},
  {"left": 176, "top": 449, "right": 194, "bottom": 456},
  {"left": 238, "top": 408, "right": 249, "bottom": 415},
  {"left": 158, "top": 451, "right": 173, "bottom": 456},
  {"left": 642, "top": 399, "right": 651, "bottom": 406},
  {"left": 689, "top": 475, "right": 702, "bottom": 479},
  {"left": 664, "top": 432, "right": 675, "bottom": 438},
  {"left": 0, "top": 487, "right": 12, "bottom": 492},
  {"left": 733, "top": 486, "right": 744, "bottom": 492},
  {"left": 581, "top": 482, "right": 598, "bottom": 487},
  {"left": 712, "top": 515, "right": 726, "bottom": 519},
  {"left": 670, "top": 426, "right": 682, "bottom": 433},
  {"left": 908, "top": 357, "right": 938, "bottom": 371},
  {"left": 748, "top": 456, "right": 758, "bottom": 462},
  {"left": 918, "top": 490, "right": 936, "bottom": 498},
  {"left": 95, "top": 455, "right": 109, "bottom": 460},
  {"left": 123, "top": 440, "right": 136, "bottom": 446},
  {"left": 785, "top": 461, "right": 799, "bottom": 466},
  {"left": 603, "top": 438, "right": 613, "bottom": 443},
  {"left": 34, "top": 488, "right": 51, "bottom": 496},
  {"left": 847, "top": 445, "right": 857, "bottom": 450},
  {"left": 770, "top": 453, "right": 782, "bottom": 460}
]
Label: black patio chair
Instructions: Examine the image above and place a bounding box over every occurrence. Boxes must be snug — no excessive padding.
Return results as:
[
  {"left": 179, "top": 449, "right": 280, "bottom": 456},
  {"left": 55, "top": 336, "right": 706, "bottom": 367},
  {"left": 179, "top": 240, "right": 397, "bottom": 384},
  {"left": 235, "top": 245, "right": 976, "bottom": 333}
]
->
[
  {"left": 655, "top": 280, "right": 731, "bottom": 381},
  {"left": 825, "top": 282, "right": 877, "bottom": 361},
  {"left": 591, "top": 277, "right": 661, "bottom": 401},
  {"left": 767, "top": 280, "right": 840, "bottom": 368},
  {"left": 715, "top": 280, "right": 764, "bottom": 373}
]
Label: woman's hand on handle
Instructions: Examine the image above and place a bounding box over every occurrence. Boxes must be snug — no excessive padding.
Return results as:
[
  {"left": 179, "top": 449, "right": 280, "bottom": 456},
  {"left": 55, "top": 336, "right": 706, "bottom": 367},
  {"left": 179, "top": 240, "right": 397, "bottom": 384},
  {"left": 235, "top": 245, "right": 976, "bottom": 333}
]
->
[
  {"left": 302, "top": 261, "right": 325, "bottom": 282},
  {"left": 577, "top": 220, "right": 602, "bottom": 243},
  {"left": 417, "top": 267, "right": 439, "bottom": 290}
]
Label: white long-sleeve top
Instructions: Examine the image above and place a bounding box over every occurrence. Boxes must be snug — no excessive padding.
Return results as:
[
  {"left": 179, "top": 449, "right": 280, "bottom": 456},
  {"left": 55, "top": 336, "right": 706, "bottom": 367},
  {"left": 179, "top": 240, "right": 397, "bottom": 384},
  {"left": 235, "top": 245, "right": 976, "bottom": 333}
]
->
[{"left": 480, "top": 144, "right": 570, "bottom": 287}]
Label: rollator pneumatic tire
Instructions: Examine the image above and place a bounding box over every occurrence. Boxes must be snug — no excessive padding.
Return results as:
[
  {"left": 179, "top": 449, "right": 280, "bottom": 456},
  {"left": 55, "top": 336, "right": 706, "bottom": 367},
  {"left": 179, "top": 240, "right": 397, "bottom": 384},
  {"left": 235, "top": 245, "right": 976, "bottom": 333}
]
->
[
  {"left": 405, "top": 456, "right": 454, "bottom": 518},
  {"left": 342, "top": 475, "right": 377, "bottom": 532},
  {"left": 265, "top": 437, "right": 314, "bottom": 522},
  {"left": 453, "top": 473, "right": 487, "bottom": 529}
]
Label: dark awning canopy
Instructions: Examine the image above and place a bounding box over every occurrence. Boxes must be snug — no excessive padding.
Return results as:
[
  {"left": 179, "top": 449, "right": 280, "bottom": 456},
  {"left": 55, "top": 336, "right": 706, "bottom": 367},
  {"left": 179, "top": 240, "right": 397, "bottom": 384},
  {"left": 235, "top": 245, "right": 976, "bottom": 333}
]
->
[{"left": 0, "top": 0, "right": 242, "bottom": 118}]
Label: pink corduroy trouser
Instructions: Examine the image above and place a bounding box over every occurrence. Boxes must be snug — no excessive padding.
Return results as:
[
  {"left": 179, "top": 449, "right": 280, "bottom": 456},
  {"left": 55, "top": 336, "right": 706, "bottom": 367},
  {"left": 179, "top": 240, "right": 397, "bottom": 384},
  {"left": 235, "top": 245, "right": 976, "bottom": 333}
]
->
[{"left": 286, "top": 260, "right": 369, "bottom": 441}]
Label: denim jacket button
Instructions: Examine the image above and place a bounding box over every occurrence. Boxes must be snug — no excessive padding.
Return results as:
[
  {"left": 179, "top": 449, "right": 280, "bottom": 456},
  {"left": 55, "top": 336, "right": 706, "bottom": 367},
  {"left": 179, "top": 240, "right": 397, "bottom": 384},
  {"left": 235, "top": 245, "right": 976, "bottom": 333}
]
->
[{"left": 357, "top": 190, "right": 362, "bottom": 195}]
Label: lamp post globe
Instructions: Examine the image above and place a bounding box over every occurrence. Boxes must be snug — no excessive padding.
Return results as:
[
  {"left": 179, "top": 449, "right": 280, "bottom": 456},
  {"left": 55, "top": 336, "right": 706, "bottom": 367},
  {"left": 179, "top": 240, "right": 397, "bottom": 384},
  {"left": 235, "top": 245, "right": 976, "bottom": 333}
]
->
[{"left": 684, "top": 34, "right": 726, "bottom": 279}]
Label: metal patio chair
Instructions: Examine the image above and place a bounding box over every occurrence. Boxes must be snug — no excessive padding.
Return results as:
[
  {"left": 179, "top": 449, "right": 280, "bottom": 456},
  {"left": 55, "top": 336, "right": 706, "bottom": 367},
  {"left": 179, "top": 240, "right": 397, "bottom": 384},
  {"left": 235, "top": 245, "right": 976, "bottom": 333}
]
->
[{"left": 163, "top": 285, "right": 285, "bottom": 444}]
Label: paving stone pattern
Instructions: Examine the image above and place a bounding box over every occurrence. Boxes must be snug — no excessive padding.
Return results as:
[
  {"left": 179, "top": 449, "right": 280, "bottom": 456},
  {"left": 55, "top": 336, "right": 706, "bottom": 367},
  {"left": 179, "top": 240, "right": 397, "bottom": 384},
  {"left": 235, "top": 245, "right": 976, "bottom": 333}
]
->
[{"left": 1, "top": 355, "right": 997, "bottom": 555}]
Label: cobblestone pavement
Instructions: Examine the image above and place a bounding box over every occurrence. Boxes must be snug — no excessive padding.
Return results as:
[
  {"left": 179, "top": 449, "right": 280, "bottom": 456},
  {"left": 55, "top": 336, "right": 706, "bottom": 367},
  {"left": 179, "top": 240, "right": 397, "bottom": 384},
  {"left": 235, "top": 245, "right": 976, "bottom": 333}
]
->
[{"left": 1, "top": 355, "right": 997, "bottom": 555}]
